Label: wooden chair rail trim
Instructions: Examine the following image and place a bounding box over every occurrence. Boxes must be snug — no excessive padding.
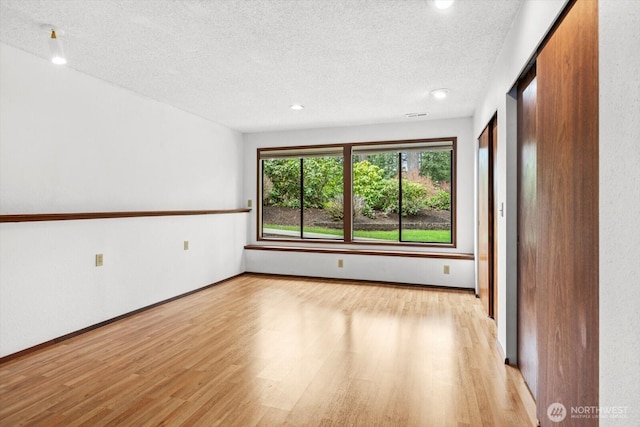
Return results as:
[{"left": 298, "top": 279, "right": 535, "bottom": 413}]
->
[
  {"left": 0, "top": 208, "right": 251, "bottom": 223},
  {"left": 244, "top": 244, "right": 474, "bottom": 260}
]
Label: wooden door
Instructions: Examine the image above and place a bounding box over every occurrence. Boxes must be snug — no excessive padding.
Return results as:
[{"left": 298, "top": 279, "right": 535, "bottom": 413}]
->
[
  {"left": 536, "top": 0, "right": 599, "bottom": 423},
  {"left": 517, "top": 67, "right": 538, "bottom": 399},
  {"left": 491, "top": 120, "right": 498, "bottom": 323},
  {"left": 477, "top": 125, "right": 493, "bottom": 317}
]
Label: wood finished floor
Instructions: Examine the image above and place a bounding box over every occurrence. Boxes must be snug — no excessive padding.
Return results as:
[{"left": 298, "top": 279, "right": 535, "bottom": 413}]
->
[{"left": 0, "top": 274, "right": 536, "bottom": 426}]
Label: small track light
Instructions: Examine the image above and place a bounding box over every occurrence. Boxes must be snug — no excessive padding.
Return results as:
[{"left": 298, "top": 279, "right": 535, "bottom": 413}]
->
[{"left": 49, "top": 30, "right": 66, "bottom": 65}]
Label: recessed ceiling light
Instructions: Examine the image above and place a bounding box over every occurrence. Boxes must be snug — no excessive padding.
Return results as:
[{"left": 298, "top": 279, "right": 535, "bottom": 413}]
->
[
  {"left": 433, "top": 0, "right": 454, "bottom": 10},
  {"left": 290, "top": 104, "right": 304, "bottom": 110},
  {"left": 431, "top": 89, "right": 449, "bottom": 100}
]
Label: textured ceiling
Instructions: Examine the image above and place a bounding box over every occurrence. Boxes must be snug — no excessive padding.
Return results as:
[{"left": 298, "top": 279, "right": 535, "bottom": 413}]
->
[{"left": 0, "top": 0, "right": 523, "bottom": 132}]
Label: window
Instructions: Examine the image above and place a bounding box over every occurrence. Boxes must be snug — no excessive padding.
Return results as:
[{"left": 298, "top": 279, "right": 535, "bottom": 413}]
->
[
  {"left": 261, "top": 146, "right": 344, "bottom": 240},
  {"left": 259, "top": 138, "right": 455, "bottom": 247}
]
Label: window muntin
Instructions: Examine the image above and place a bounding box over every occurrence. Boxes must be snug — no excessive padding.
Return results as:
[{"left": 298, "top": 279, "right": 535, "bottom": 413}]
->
[
  {"left": 258, "top": 139, "right": 455, "bottom": 246},
  {"left": 261, "top": 152, "right": 344, "bottom": 240},
  {"left": 400, "top": 149, "right": 452, "bottom": 243},
  {"left": 351, "top": 147, "right": 452, "bottom": 244},
  {"left": 352, "top": 152, "right": 400, "bottom": 241},
  {"left": 302, "top": 156, "right": 344, "bottom": 239},
  {"left": 261, "top": 158, "right": 302, "bottom": 239}
]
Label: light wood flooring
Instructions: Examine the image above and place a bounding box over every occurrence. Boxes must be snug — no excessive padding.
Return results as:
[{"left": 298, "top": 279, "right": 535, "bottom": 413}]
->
[{"left": 0, "top": 274, "right": 536, "bottom": 426}]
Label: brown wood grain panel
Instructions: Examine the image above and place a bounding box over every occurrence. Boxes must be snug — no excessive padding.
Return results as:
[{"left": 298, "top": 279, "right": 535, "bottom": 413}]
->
[
  {"left": 477, "top": 126, "right": 492, "bottom": 315},
  {"left": 491, "top": 117, "right": 498, "bottom": 321},
  {"left": 244, "top": 244, "right": 474, "bottom": 260},
  {"left": 0, "top": 209, "right": 250, "bottom": 223},
  {"left": 536, "top": 0, "right": 599, "bottom": 424},
  {"left": 517, "top": 67, "right": 538, "bottom": 399},
  {"left": 257, "top": 149, "right": 262, "bottom": 240},
  {"left": 451, "top": 137, "right": 458, "bottom": 248},
  {"left": 257, "top": 236, "right": 456, "bottom": 249},
  {"left": 343, "top": 145, "right": 353, "bottom": 242},
  {"left": 258, "top": 138, "right": 455, "bottom": 154}
]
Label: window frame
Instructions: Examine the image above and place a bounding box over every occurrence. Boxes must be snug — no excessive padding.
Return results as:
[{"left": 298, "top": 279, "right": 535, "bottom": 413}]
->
[{"left": 257, "top": 138, "right": 457, "bottom": 248}]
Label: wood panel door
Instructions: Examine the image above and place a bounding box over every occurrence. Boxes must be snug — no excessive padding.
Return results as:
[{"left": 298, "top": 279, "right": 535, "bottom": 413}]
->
[
  {"left": 536, "top": 0, "right": 599, "bottom": 424},
  {"left": 517, "top": 67, "right": 538, "bottom": 399},
  {"left": 491, "top": 120, "right": 498, "bottom": 324},
  {"left": 477, "top": 123, "right": 494, "bottom": 318}
]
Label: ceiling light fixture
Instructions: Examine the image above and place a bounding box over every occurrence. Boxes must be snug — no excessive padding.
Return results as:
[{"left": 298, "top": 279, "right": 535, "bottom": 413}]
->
[
  {"left": 431, "top": 89, "right": 449, "bottom": 100},
  {"left": 48, "top": 29, "right": 66, "bottom": 65},
  {"left": 290, "top": 104, "right": 304, "bottom": 110},
  {"left": 433, "top": 0, "right": 455, "bottom": 10},
  {"left": 405, "top": 112, "right": 429, "bottom": 118}
]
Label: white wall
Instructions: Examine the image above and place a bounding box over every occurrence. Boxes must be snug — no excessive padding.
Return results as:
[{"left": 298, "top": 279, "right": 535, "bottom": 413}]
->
[
  {"left": 243, "top": 118, "right": 476, "bottom": 288},
  {"left": 473, "top": 0, "right": 568, "bottom": 361},
  {"left": 246, "top": 250, "right": 474, "bottom": 288},
  {"left": 0, "top": 44, "right": 246, "bottom": 357},
  {"left": 599, "top": 1, "right": 640, "bottom": 424},
  {"left": 0, "top": 215, "right": 246, "bottom": 356},
  {"left": 0, "top": 44, "right": 243, "bottom": 213}
]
